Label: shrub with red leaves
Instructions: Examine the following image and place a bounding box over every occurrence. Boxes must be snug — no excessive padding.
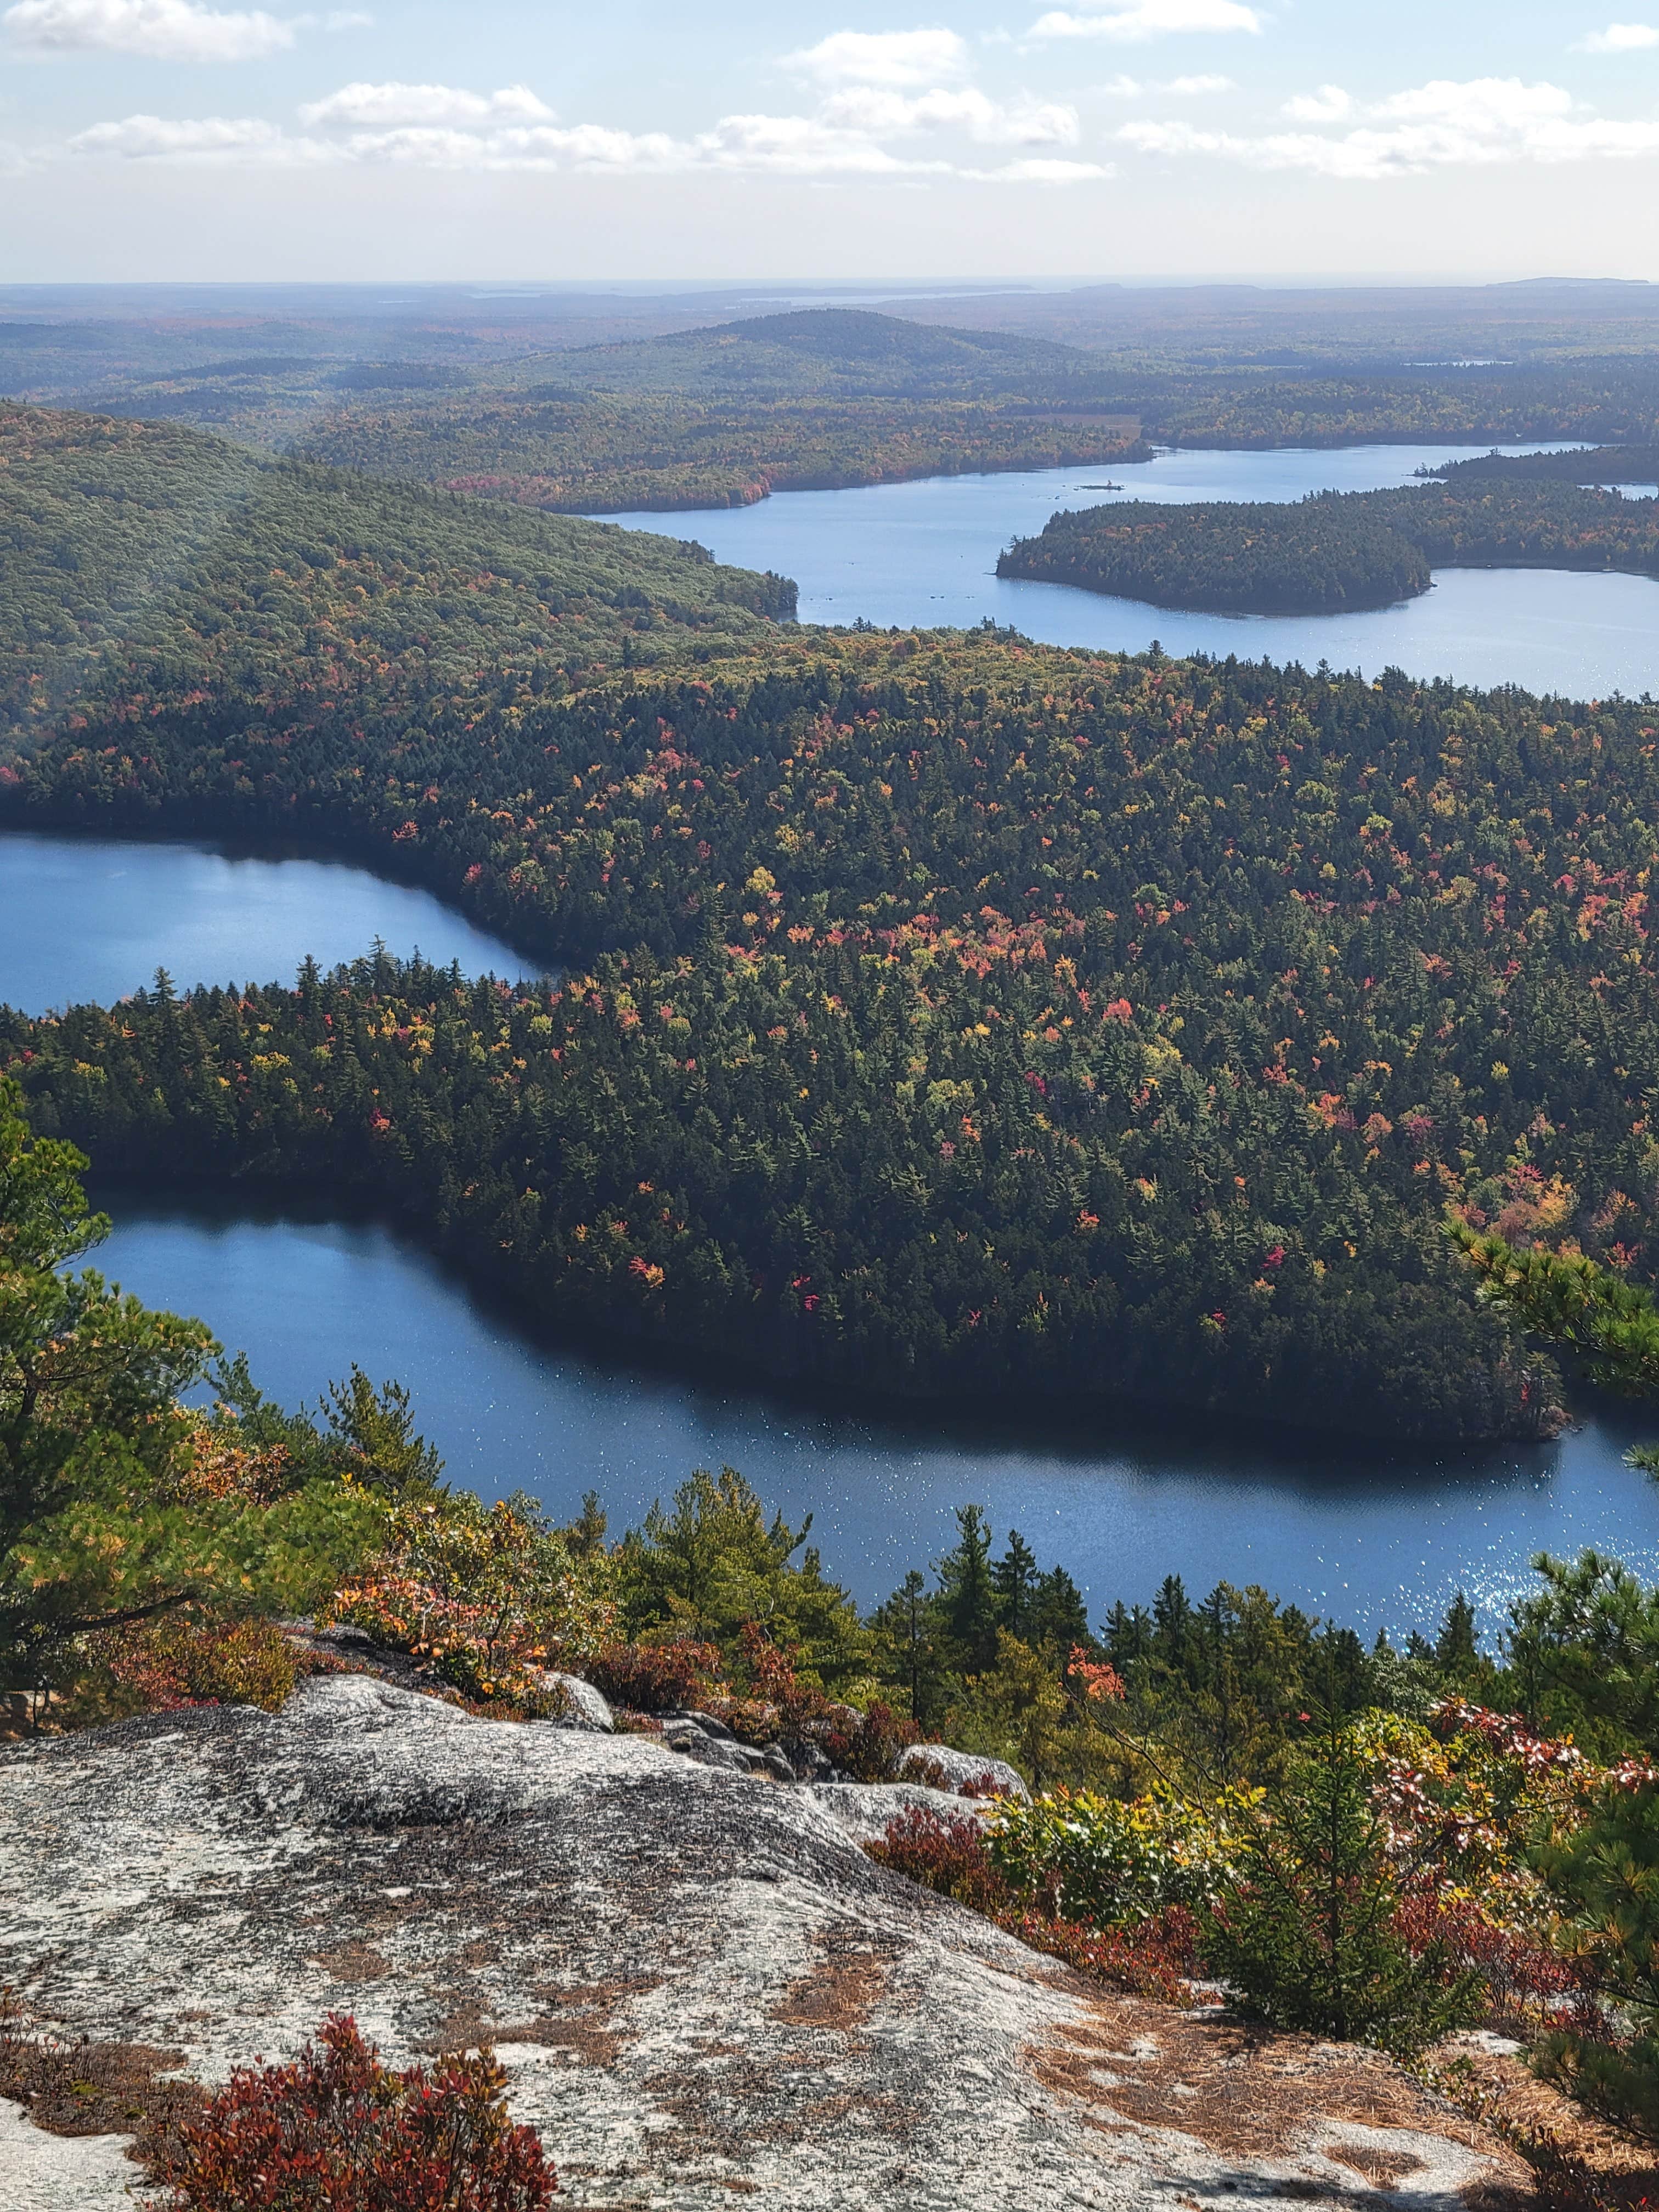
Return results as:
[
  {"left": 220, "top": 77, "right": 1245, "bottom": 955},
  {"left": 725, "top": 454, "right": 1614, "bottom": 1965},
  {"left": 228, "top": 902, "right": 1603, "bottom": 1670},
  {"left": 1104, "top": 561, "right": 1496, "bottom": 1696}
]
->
[
  {"left": 100, "top": 1613, "right": 305, "bottom": 1715},
  {"left": 1009, "top": 1904, "right": 1200, "bottom": 2005},
  {"left": 868, "top": 1803, "right": 1010, "bottom": 1915},
  {"left": 1392, "top": 1891, "right": 1583, "bottom": 2031},
  {"left": 586, "top": 1638, "right": 724, "bottom": 1713},
  {"left": 144, "top": 2013, "right": 556, "bottom": 2211}
]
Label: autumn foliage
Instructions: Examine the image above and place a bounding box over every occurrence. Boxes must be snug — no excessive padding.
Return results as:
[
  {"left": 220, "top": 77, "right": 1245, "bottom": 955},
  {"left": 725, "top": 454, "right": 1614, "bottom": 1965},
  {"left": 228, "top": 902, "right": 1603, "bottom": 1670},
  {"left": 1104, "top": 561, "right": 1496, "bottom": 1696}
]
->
[{"left": 144, "top": 2013, "right": 555, "bottom": 2211}]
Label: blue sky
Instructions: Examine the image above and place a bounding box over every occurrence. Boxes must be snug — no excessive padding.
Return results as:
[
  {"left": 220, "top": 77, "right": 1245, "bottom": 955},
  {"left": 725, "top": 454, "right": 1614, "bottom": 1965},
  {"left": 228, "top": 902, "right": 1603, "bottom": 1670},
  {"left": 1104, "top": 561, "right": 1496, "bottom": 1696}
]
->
[{"left": 2, "top": 1, "right": 1657, "bottom": 281}]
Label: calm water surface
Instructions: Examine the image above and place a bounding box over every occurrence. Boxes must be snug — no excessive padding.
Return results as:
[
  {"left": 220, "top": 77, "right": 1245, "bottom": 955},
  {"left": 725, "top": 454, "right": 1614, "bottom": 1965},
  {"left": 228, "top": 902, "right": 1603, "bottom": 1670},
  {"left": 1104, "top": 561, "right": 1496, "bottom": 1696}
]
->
[
  {"left": 91, "top": 1195, "right": 1659, "bottom": 1633},
  {"left": 0, "top": 831, "right": 532, "bottom": 1015},
  {"left": 599, "top": 443, "right": 1659, "bottom": 699}
]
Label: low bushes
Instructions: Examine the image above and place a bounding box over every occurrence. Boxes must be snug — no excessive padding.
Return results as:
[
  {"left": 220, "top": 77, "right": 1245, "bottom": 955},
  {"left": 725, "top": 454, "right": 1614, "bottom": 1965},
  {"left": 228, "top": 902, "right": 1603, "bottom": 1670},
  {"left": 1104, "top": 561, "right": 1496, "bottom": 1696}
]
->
[
  {"left": 987, "top": 1782, "right": 1257, "bottom": 1927},
  {"left": 144, "top": 2012, "right": 556, "bottom": 2211},
  {"left": 867, "top": 1803, "right": 1198, "bottom": 2001},
  {"left": 97, "top": 1613, "right": 308, "bottom": 1715}
]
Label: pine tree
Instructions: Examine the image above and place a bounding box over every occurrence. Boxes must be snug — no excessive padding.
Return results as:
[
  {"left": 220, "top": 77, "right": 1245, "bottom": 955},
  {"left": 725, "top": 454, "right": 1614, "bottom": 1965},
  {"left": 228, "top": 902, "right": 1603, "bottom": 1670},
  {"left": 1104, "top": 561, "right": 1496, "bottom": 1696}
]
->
[
  {"left": 1030, "top": 1566, "right": 1090, "bottom": 1655},
  {"left": 1153, "top": 1574, "right": 1193, "bottom": 1669},
  {"left": 871, "top": 1569, "right": 950, "bottom": 1729},
  {"left": 1533, "top": 1780, "right": 1659, "bottom": 2140},
  {"left": 1435, "top": 1590, "right": 1480, "bottom": 1674},
  {"left": 938, "top": 1504, "right": 999, "bottom": 1672},
  {"left": 1201, "top": 1703, "right": 1480, "bottom": 2057},
  {"left": 992, "top": 1529, "right": 1039, "bottom": 1640}
]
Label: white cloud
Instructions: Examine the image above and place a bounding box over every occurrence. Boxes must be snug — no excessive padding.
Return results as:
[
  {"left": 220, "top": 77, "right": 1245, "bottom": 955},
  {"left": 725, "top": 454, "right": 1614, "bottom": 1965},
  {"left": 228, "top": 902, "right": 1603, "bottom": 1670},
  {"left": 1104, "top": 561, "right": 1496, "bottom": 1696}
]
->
[
  {"left": 66, "top": 93, "right": 1111, "bottom": 183},
  {"left": 300, "top": 81, "right": 552, "bottom": 128},
  {"left": 1575, "top": 20, "right": 1659, "bottom": 48},
  {"left": 1120, "top": 75, "right": 1659, "bottom": 178},
  {"left": 783, "top": 27, "right": 968, "bottom": 86},
  {"left": 4, "top": 0, "right": 293, "bottom": 59},
  {"left": 823, "top": 83, "right": 1080, "bottom": 144},
  {"left": 1282, "top": 83, "right": 1351, "bottom": 121},
  {"left": 973, "top": 154, "right": 1113, "bottom": 179},
  {"left": 69, "top": 111, "right": 319, "bottom": 156},
  {"left": 64, "top": 35, "right": 1115, "bottom": 188},
  {"left": 323, "top": 8, "right": 370, "bottom": 25},
  {"left": 1093, "top": 69, "right": 1230, "bottom": 95},
  {"left": 1031, "top": 0, "right": 1261, "bottom": 41}
]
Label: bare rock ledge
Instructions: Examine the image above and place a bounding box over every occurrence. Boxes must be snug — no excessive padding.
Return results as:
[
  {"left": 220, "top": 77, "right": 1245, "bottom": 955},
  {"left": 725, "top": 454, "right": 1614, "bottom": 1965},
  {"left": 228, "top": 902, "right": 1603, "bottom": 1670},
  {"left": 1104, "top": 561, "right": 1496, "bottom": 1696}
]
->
[{"left": 0, "top": 1675, "right": 1526, "bottom": 2210}]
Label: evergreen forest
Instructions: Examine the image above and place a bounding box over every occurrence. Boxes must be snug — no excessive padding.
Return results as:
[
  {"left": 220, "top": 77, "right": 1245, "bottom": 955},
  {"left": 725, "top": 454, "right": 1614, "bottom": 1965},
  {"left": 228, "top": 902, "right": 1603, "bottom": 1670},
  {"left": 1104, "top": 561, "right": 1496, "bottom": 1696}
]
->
[
  {"left": 998, "top": 477, "right": 1659, "bottom": 614},
  {"left": 4, "top": 409, "right": 1659, "bottom": 1440}
]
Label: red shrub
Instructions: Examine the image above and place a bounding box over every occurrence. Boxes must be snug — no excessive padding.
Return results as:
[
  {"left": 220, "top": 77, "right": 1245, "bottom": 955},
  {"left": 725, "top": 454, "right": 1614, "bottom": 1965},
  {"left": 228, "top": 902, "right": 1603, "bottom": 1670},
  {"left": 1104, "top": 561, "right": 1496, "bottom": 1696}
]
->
[
  {"left": 586, "top": 1639, "right": 724, "bottom": 1713},
  {"left": 146, "top": 2013, "right": 555, "bottom": 2211},
  {"left": 1013, "top": 1905, "right": 1200, "bottom": 2005},
  {"left": 1392, "top": 1891, "right": 1582, "bottom": 2029},
  {"left": 867, "top": 1804, "right": 1009, "bottom": 1915},
  {"left": 102, "top": 1614, "right": 304, "bottom": 1714},
  {"left": 821, "top": 1699, "right": 921, "bottom": 1782}
]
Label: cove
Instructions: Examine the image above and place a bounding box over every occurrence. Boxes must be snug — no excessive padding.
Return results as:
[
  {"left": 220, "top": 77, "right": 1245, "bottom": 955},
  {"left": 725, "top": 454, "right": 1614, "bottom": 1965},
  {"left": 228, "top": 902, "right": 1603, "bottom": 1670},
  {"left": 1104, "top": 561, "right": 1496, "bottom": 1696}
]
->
[
  {"left": 597, "top": 442, "right": 1659, "bottom": 700},
  {"left": 91, "top": 1186, "right": 1659, "bottom": 1636},
  {"left": 0, "top": 830, "right": 533, "bottom": 1017}
]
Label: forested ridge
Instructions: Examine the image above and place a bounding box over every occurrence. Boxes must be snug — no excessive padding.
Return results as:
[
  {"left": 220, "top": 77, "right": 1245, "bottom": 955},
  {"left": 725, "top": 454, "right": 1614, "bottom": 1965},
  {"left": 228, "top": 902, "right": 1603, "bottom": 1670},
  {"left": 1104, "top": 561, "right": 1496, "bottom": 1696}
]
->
[
  {"left": 1433, "top": 444, "right": 1659, "bottom": 485},
  {"left": 998, "top": 479, "right": 1659, "bottom": 615},
  {"left": 0, "top": 403, "right": 794, "bottom": 746},
  {"left": 13, "top": 301, "right": 1659, "bottom": 517},
  {"left": 301, "top": 394, "right": 1150, "bottom": 516}
]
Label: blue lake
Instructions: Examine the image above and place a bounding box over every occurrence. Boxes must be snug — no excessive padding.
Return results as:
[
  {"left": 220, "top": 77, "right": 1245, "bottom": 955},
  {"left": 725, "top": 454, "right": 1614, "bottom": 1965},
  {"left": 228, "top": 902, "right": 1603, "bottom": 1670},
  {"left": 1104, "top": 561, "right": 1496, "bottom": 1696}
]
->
[
  {"left": 0, "top": 831, "right": 532, "bottom": 1017},
  {"left": 84, "top": 1195, "right": 1659, "bottom": 1635},
  {"left": 598, "top": 443, "right": 1659, "bottom": 701}
]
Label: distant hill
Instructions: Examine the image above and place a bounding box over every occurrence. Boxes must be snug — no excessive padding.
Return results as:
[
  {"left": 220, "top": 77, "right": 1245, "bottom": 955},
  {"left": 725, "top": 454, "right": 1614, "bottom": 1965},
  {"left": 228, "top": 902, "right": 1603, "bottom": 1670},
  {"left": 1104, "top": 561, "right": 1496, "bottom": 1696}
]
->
[
  {"left": 0, "top": 403, "right": 794, "bottom": 749},
  {"left": 552, "top": 307, "right": 1124, "bottom": 405}
]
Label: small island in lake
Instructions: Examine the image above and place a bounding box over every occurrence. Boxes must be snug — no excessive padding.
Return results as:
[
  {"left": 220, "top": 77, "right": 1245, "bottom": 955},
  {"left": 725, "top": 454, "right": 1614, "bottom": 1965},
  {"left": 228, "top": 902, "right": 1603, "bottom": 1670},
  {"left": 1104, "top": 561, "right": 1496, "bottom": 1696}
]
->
[{"left": 997, "top": 467, "right": 1659, "bottom": 616}]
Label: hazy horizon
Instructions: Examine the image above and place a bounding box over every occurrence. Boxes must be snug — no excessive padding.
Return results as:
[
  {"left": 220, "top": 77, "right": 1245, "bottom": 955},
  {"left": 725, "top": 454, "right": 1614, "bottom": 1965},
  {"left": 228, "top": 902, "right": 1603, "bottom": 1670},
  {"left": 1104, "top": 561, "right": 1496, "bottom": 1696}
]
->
[{"left": 1, "top": 1, "right": 1657, "bottom": 284}]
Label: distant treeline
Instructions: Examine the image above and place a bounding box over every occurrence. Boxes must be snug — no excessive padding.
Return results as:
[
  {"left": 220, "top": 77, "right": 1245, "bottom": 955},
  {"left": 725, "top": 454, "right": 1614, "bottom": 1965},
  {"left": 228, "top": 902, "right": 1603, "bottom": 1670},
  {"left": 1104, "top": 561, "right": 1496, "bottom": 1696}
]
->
[{"left": 997, "top": 478, "right": 1659, "bottom": 615}]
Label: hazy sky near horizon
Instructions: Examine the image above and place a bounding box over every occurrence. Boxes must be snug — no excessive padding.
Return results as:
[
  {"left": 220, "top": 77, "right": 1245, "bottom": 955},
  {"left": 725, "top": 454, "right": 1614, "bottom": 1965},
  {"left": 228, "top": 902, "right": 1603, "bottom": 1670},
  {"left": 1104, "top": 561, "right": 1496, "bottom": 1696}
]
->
[{"left": 1, "top": 1, "right": 1657, "bottom": 283}]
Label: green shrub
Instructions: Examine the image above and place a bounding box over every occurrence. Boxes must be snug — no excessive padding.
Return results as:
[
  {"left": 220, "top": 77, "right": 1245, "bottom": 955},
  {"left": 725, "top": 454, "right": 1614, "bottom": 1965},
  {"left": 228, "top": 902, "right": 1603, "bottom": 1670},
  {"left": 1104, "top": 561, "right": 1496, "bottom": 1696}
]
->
[{"left": 988, "top": 1782, "right": 1255, "bottom": 1928}]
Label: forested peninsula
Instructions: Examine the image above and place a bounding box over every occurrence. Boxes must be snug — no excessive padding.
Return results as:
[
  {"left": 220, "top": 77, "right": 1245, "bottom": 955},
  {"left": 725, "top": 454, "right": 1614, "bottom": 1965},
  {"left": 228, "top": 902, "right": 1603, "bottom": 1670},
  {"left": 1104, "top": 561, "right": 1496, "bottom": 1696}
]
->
[
  {"left": 4, "top": 405, "right": 1659, "bottom": 1443},
  {"left": 997, "top": 477, "right": 1659, "bottom": 616}
]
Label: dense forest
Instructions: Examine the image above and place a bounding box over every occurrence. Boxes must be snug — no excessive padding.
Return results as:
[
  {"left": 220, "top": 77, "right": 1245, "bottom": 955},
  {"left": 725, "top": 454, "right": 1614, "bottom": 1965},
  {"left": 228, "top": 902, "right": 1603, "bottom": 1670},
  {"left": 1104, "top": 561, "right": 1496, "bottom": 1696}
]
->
[
  {"left": 6, "top": 404, "right": 1659, "bottom": 1441},
  {"left": 300, "top": 394, "right": 1150, "bottom": 515},
  {"left": 284, "top": 318, "right": 1659, "bottom": 515},
  {"left": 1434, "top": 444, "right": 1659, "bottom": 485},
  {"left": 0, "top": 404, "right": 794, "bottom": 745},
  {"left": 998, "top": 478, "right": 1659, "bottom": 615},
  {"left": 13, "top": 298, "right": 1659, "bottom": 518},
  {"left": 6, "top": 410, "right": 1659, "bottom": 1433}
]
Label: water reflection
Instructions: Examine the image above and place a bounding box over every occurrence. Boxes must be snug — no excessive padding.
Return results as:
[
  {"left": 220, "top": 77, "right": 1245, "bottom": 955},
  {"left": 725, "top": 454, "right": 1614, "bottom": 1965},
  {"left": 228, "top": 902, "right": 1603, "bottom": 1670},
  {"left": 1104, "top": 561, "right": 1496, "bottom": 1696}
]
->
[
  {"left": 0, "top": 830, "right": 533, "bottom": 1017},
  {"left": 92, "top": 1188, "right": 1659, "bottom": 1638}
]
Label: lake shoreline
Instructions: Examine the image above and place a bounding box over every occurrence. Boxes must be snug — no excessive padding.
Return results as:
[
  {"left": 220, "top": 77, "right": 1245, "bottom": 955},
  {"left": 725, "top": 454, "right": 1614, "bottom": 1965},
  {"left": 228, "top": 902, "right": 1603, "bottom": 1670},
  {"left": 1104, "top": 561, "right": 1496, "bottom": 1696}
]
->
[{"left": 83, "top": 1167, "right": 1567, "bottom": 1454}]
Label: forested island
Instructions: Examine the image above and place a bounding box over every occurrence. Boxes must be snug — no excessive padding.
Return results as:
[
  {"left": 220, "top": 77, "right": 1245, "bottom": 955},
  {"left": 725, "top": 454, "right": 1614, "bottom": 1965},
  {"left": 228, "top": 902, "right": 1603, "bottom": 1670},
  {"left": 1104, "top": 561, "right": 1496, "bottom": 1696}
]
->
[
  {"left": 997, "top": 476, "right": 1659, "bottom": 615},
  {"left": 4, "top": 403, "right": 1659, "bottom": 1443},
  {"left": 1432, "top": 443, "right": 1659, "bottom": 484}
]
